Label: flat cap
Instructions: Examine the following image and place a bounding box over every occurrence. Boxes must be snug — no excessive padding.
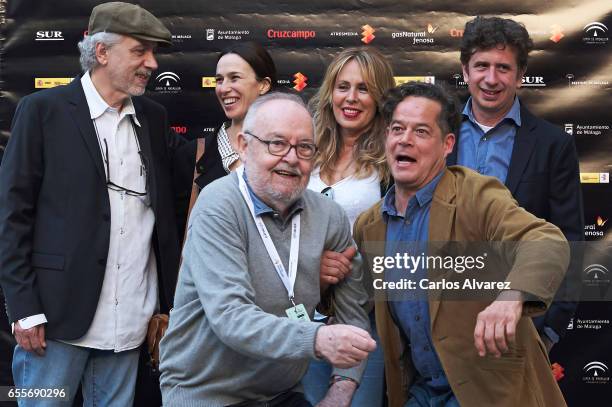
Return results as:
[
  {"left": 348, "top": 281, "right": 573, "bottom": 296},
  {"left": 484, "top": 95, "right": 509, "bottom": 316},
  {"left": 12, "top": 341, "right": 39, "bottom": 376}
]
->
[{"left": 88, "top": 2, "right": 172, "bottom": 46}]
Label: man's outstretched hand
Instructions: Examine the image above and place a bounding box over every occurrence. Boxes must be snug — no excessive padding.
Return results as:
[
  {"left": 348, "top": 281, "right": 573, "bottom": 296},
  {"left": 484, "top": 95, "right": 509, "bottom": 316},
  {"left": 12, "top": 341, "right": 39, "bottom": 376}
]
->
[{"left": 474, "top": 290, "right": 523, "bottom": 357}]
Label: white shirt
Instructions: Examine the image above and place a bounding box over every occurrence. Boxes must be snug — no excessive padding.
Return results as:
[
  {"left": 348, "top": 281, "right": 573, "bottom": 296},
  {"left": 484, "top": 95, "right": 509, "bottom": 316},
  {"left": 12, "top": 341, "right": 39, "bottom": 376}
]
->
[
  {"left": 307, "top": 167, "right": 381, "bottom": 231},
  {"left": 57, "top": 73, "right": 158, "bottom": 351},
  {"left": 474, "top": 119, "right": 494, "bottom": 134}
]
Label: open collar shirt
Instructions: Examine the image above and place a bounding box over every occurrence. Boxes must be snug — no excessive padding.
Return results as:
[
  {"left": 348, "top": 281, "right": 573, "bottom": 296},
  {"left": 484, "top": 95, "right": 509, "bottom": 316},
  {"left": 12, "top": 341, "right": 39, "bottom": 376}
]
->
[
  {"left": 457, "top": 97, "right": 521, "bottom": 184},
  {"left": 62, "top": 72, "right": 158, "bottom": 351}
]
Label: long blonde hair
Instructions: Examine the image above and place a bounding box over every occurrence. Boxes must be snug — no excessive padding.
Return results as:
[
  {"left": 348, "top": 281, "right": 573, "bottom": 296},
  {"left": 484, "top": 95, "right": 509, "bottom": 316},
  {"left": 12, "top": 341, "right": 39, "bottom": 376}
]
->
[{"left": 309, "top": 47, "right": 394, "bottom": 185}]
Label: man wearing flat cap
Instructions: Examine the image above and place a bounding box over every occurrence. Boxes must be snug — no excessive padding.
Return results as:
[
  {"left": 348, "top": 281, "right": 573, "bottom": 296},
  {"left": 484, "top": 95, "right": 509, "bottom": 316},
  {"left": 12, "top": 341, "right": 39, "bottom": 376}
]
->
[{"left": 0, "top": 2, "right": 180, "bottom": 405}]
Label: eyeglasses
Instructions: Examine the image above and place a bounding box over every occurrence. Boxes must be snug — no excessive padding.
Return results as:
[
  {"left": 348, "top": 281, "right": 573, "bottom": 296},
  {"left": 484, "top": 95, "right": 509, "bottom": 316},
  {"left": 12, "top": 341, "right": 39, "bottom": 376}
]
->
[
  {"left": 244, "top": 131, "right": 317, "bottom": 160},
  {"left": 101, "top": 139, "right": 148, "bottom": 197},
  {"left": 93, "top": 120, "right": 148, "bottom": 198}
]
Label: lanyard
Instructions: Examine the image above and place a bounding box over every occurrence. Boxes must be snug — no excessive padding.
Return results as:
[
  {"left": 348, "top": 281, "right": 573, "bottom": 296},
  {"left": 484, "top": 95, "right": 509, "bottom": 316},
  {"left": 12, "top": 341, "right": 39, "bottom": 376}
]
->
[{"left": 236, "top": 166, "right": 300, "bottom": 303}]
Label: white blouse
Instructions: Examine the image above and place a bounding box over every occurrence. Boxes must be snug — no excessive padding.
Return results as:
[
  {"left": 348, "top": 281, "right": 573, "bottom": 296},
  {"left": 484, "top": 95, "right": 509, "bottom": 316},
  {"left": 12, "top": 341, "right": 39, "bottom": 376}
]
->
[{"left": 308, "top": 167, "right": 382, "bottom": 231}]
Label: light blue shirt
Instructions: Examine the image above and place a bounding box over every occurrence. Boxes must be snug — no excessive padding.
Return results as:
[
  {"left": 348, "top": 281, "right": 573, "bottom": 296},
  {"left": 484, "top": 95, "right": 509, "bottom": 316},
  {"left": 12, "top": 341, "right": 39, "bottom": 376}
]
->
[{"left": 457, "top": 97, "right": 521, "bottom": 184}]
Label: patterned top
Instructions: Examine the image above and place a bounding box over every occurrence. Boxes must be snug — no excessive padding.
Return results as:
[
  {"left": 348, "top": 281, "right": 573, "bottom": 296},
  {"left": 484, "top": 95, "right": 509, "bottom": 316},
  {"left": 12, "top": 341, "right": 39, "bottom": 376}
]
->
[{"left": 217, "top": 122, "right": 240, "bottom": 173}]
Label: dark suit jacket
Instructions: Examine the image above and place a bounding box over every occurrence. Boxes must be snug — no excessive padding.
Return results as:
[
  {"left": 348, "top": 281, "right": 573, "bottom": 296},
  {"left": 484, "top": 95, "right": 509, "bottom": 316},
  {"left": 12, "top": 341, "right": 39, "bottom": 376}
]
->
[
  {"left": 0, "top": 78, "right": 181, "bottom": 340},
  {"left": 448, "top": 103, "right": 584, "bottom": 338},
  {"left": 172, "top": 129, "right": 227, "bottom": 241}
]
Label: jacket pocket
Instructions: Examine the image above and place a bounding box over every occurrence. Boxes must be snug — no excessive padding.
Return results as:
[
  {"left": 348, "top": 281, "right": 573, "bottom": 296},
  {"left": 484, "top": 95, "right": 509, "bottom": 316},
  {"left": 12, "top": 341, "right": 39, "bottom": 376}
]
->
[
  {"left": 480, "top": 353, "right": 525, "bottom": 371},
  {"left": 31, "top": 252, "right": 64, "bottom": 270}
]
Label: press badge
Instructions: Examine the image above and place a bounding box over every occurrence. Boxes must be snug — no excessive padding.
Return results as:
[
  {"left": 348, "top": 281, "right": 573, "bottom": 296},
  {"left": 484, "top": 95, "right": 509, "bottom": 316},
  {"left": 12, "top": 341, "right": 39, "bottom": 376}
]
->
[{"left": 286, "top": 304, "right": 310, "bottom": 322}]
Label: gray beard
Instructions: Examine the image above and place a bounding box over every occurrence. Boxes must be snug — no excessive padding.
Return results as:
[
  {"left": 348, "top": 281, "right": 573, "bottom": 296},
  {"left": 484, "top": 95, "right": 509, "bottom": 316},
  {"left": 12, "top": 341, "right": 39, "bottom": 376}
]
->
[
  {"left": 253, "top": 180, "right": 305, "bottom": 213},
  {"left": 245, "top": 168, "right": 306, "bottom": 214}
]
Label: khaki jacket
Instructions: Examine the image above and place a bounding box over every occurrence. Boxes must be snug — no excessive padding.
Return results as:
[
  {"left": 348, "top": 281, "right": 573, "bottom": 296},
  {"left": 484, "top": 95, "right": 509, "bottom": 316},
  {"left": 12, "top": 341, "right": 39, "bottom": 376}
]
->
[{"left": 353, "top": 166, "right": 569, "bottom": 407}]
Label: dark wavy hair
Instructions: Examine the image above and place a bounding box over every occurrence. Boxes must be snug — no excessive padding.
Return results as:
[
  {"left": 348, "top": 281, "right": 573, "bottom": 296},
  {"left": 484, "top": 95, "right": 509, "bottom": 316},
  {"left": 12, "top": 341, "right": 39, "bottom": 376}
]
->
[
  {"left": 381, "top": 82, "right": 461, "bottom": 137},
  {"left": 219, "top": 41, "right": 277, "bottom": 87},
  {"left": 460, "top": 16, "right": 533, "bottom": 73}
]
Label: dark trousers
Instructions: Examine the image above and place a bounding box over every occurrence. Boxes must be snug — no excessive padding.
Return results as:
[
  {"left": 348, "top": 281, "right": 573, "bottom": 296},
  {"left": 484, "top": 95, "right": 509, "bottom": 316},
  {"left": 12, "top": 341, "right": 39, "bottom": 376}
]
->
[{"left": 228, "top": 391, "right": 312, "bottom": 407}]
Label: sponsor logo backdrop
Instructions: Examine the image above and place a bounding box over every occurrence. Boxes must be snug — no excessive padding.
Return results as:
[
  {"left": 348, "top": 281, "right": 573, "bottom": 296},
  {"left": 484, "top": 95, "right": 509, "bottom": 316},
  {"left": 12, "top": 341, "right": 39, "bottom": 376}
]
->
[{"left": 0, "top": 1, "right": 610, "bottom": 405}]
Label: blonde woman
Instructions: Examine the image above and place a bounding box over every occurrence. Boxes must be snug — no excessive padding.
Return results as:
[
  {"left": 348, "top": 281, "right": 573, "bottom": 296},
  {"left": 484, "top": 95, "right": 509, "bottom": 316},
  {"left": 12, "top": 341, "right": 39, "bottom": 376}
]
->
[{"left": 304, "top": 47, "right": 394, "bottom": 406}]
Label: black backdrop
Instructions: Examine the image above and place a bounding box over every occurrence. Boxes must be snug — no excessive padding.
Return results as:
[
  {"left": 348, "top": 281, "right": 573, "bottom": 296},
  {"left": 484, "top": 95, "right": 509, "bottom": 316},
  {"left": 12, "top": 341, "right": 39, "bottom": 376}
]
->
[{"left": 0, "top": 1, "right": 611, "bottom": 405}]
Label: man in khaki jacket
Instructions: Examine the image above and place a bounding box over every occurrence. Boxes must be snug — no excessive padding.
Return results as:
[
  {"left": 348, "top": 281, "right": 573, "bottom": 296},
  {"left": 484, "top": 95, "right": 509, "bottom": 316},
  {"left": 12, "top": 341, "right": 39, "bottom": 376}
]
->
[{"left": 353, "top": 82, "right": 569, "bottom": 407}]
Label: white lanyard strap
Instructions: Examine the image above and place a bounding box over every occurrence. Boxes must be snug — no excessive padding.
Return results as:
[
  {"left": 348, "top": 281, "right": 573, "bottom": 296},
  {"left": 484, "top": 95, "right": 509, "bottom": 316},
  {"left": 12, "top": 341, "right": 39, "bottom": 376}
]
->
[{"left": 236, "top": 166, "right": 300, "bottom": 301}]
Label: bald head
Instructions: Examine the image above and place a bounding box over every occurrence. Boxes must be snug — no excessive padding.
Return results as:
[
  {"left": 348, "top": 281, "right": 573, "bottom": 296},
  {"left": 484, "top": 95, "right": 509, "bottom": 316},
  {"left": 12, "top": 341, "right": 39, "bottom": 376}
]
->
[{"left": 243, "top": 92, "right": 311, "bottom": 134}]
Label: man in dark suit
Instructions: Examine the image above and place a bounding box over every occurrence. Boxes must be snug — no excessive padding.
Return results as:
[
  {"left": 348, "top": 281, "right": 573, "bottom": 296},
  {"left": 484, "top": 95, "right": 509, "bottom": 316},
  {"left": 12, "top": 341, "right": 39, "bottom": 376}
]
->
[
  {"left": 0, "top": 3, "right": 180, "bottom": 405},
  {"left": 448, "top": 16, "right": 584, "bottom": 352}
]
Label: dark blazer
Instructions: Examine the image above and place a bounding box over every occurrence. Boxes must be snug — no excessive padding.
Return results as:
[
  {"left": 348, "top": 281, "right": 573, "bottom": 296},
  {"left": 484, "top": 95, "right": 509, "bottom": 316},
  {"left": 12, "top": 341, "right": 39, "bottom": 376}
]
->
[
  {"left": 0, "top": 78, "right": 181, "bottom": 340},
  {"left": 448, "top": 103, "right": 584, "bottom": 338},
  {"left": 172, "top": 129, "right": 227, "bottom": 241}
]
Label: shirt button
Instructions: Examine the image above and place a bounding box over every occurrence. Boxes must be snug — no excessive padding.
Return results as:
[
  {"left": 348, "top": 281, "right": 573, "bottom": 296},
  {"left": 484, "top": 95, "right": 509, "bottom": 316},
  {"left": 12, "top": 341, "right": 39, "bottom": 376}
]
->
[
  {"left": 415, "top": 315, "right": 420, "bottom": 321},
  {"left": 423, "top": 345, "right": 430, "bottom": 352}
]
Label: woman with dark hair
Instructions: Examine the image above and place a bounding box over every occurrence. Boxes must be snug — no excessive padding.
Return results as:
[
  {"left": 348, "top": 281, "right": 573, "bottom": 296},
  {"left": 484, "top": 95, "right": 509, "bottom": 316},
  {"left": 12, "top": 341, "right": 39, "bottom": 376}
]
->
[
  {"left": 174, "top": 42, "right": 277, "bottom": 238},
  {"left": 194, "top": 41, "right": 276, "bottom": 187},
  {"left": 302, "top": 47, "right": 395, "bottom": 406}
]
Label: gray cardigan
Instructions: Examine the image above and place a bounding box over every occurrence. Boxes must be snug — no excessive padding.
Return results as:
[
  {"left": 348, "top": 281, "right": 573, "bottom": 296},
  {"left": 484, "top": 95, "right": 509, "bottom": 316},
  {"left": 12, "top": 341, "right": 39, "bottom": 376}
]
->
[{"left": 159, "top": 172, "right": 370, "bottom": 406}]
